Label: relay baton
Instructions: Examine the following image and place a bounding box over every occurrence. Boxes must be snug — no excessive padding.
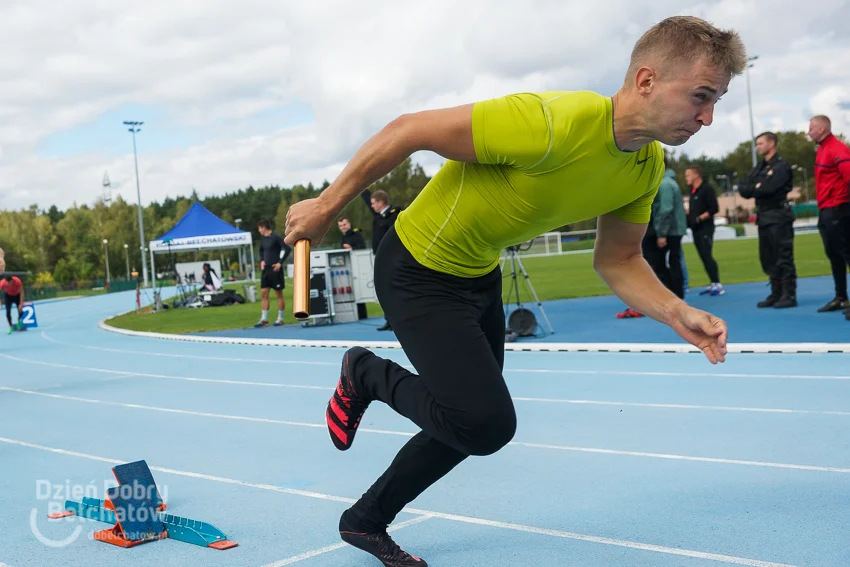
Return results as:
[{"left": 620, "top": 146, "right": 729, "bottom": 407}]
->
[{"left": 293, "top": 239, "right": 311, "bottom": 320}]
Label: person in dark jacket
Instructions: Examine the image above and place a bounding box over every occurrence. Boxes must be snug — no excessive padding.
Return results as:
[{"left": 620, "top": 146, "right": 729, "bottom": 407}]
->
[
  {"left": 361, "top": 189, "right": 401, "bottom": 331},
  {"left": 738, "top": 131, "right": 797, "bottom": 308},
  {"left": 685, "top": 164, "right": 724, "bottom": 296},
  {"left": 338, "top": 217, "right": 366, "bottom": 250},
  {"left": 361, "top": 189, "right": 401, "bottom": 255}
]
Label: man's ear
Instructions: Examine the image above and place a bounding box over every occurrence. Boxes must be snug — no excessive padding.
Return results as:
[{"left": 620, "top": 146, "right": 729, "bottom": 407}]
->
[{"left": 633, "top": 66, "right": 658, "bottom": 95}]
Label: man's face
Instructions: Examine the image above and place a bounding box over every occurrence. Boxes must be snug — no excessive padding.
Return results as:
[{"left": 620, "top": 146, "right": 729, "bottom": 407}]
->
[
  {"left": 646, "top": 57, "right": 731, "bottom": 147},
  {"left": 370, "top": 198, "right": 386, "bottom": 213},
  {"left": 684, "top": 168, "right": 700, "bottom": 187},
  {"left": 808, "top": 119, "right": 827, "bottom": 143},
  {"left": 755, "top": 136, "right": 773, "bottom": 157},
  {"left": 338, "top": 219, "right": 351, "bottom": 233},
  {"left": 258, "top": 226, "right": 270, "bottom": 237}
]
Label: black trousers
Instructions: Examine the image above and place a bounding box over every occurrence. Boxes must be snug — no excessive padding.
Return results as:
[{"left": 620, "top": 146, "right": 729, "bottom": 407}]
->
[
  {"left": 642, "top": 234, "right": 685, "bottom": 299},
  {"left": 757, "top": 210, "right": 797, "bottom": 281},
  {"left": 817, "top": 204, "right": 850, "bottom": 299},
  {"left": 691, "top": 223, "right": 720, "bottom": 283},
  {"left": 4, "top": 293, "right": 21, "bottom": 326},
  {"left": 345, "top": 226, "right": 516, "bottom": 531}
]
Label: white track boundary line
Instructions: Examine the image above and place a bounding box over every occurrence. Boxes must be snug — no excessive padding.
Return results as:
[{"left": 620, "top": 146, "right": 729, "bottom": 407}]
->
[
  {"left": 2, "top": 386, "right": 848, "bottom": 474},
  {"left": 0, "top": 436, "right": 799, "bottom": 567},
  {"left": 259, "top": 515, "right": 434, "bottom": 567},
  {"left": 97, "top": 320, "right": 850, "bottom": 354},
  {"left": 6, "top": 353, "right": 849, "bottom": 415},
  {"left": 31, "top": 335, "right": 850, "bottom": 381}
]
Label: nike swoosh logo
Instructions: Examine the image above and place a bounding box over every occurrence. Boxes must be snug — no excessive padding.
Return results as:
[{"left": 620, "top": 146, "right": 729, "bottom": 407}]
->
[{"left": 637, "top": 156, "right": 652, "bottom": 165}]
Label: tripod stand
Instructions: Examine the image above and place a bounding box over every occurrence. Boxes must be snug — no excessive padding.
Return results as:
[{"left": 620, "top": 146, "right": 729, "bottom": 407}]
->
[{"left": 501, "top": 245, "right": 555, "bottom": 336}]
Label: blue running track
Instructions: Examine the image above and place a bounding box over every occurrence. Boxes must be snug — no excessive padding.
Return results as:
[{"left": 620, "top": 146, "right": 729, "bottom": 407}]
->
[{"left": 0, "top": 287, "right": 848, "bottom": 567}]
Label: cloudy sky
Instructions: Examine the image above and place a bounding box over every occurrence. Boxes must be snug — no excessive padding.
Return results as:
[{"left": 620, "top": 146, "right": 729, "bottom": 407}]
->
[{"left": 2, "top": 0, "right": 848, "bottom": 213}]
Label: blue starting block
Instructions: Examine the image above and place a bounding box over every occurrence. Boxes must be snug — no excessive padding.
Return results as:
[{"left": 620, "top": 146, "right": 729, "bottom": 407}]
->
[{"left": 47, "top": 460, "right": 237, "bottom": 550}]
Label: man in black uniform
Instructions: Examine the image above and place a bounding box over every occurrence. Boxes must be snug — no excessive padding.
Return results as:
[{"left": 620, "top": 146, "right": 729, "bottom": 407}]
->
[
  {"left": 738, "top": 131, "right": 798, "bottom": 308},
  {"left": 338, "top": 217, "right": 366, "bottom": 250},
  {"left": 361, "top": 189, "right": 401, "bottom": 331},
  {"left": 686, "top": 164, "right": 724, "bottom": 296},
  {"left": 360, "top": 189, "right": 401, "bottom": 254},
  {"left": 255, "top": 219, "right": 292, "bottom": 327}
]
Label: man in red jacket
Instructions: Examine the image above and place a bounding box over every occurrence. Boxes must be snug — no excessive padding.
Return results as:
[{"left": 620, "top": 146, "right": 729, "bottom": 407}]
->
[
  {"left": 1, "top": 274, "right": 25, "bottom": 333},
  {"left": 808, "top": 115, "right": 850, "bottom": 315}
]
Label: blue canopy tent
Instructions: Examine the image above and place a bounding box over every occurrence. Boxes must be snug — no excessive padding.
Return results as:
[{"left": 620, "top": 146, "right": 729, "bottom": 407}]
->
[{"left": 148, "top": 202, "right": 256, "bottom": 289}]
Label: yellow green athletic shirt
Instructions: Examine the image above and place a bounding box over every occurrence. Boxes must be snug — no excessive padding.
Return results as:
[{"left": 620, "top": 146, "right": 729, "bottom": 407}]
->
[{"left": 394, "top": 90, "right": 665, "bottom": 277}]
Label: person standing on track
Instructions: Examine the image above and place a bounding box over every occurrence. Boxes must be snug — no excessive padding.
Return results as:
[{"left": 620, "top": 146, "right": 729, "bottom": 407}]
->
[
  {"left": 808, "top": 115, "right": 850, "bottom": 315},
  {"left": 1, "top": 274, "right": 24, "bottom": 333},
  {"left": 685, "top": 164, "right": 724, "bottom": 295},
  {"left": 738, "top": 131, "right": 798, "bottom": 308},
  {"left": 285, "top": 16, "right": 742, "bottom": 566},
  {"left": 255, "top": 219, "right": 292, "bottom": 327}
]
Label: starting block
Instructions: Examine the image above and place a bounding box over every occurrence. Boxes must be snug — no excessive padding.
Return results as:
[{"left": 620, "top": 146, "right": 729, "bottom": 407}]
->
[{"left": 47, "top": 459, "right": 237, "bottom": 550}]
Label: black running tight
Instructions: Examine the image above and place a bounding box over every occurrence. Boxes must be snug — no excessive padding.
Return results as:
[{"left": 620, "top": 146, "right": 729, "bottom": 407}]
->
[{"left": 344, "top": 226, "right": 516, "bottom": 531}]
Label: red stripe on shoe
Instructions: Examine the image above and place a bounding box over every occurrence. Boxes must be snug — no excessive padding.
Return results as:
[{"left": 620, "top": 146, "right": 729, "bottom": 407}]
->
[
  {"left": 330, "top": 395, "right": 350, "bottom": 426},
  {"left": 326, "top": 409, "right": 349, "bottom": 445}
]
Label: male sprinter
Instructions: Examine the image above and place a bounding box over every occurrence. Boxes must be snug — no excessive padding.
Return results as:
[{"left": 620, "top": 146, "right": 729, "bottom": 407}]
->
[
  {"left": 1, "top": 274, "right": 24, "bottom": 333},
  {"left": 285, "top": 16, "right": 743, "bottom": 566}
]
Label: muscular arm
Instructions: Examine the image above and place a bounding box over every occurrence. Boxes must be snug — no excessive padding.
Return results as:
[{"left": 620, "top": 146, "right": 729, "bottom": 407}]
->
[
  {"left": 593, "top": 213, "right": 683, "bottom": 325},
  {"left": 0, "top": 246, "right": 4, "bottom": 274},
  {"left": 315, "top": 105, "right": 477, "bottom": 217}
]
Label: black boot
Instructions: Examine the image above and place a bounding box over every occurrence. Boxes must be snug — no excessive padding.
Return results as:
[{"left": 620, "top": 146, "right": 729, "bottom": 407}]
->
[
  {"left": 774, "top": 278, "right": 798, "bottom": 308},
  {"left": 757, "top": 279, "right": 781, "bottom": 308}
]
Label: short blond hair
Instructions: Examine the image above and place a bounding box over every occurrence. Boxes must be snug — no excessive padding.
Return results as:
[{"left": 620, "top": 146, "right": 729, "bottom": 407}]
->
[{"left": 629, "top": 16, "right": 748, "bottom": 78}]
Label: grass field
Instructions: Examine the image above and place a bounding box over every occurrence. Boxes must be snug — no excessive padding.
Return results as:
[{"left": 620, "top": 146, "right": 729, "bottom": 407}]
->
[{"left": 106, "top": 232, "right": 832, "bottom": 334}]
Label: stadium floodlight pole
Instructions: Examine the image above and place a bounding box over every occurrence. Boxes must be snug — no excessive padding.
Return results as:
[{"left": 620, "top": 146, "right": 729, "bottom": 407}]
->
[
  {"left": 745, "top": 55, "right": 759, "bottom": 169},
  {"left": 124, "top": 120, "right": 149, "bottom": 287}
]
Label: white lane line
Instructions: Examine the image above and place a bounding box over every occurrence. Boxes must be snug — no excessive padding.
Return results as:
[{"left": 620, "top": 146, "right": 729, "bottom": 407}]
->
[
  {"left": 0, "top": 436, "right": 800, "bottom": 567},
  {"left": 258, "top": 515, "right": 433, "bottom": 567},
  {"left": 511, "top": 397, "right": 850, "bottom": 416},
  {"left": 5, "top": 353, "right": 848, "bottom": 417},
  {"left": 39, "top": 331, "right": 337, "bottom": 366},
  {"left": 28, "top": 337, "right": 850, "bottom": 380},
  {"left": 2, "top": 386, "right": 848, "bottom": 474},
  {"left": 0, "top": 354, "right": 330, "bottom": 391},
  {"left": 517, "top": 368, "right": 850, "bottom": 380}
]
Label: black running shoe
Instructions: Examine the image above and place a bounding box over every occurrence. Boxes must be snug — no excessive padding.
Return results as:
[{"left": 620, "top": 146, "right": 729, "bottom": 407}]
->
[
  {"left": 326, "top": 347, "right": 372, "bottom": 451},
  {"left": 340, "top": 513, "right": 427, "bottom": 566}
]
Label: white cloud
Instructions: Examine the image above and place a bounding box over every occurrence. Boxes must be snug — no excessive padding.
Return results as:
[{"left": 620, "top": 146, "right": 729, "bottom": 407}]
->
[{"left": 1, "top": 0, "right": 849, "bottom": 212}]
